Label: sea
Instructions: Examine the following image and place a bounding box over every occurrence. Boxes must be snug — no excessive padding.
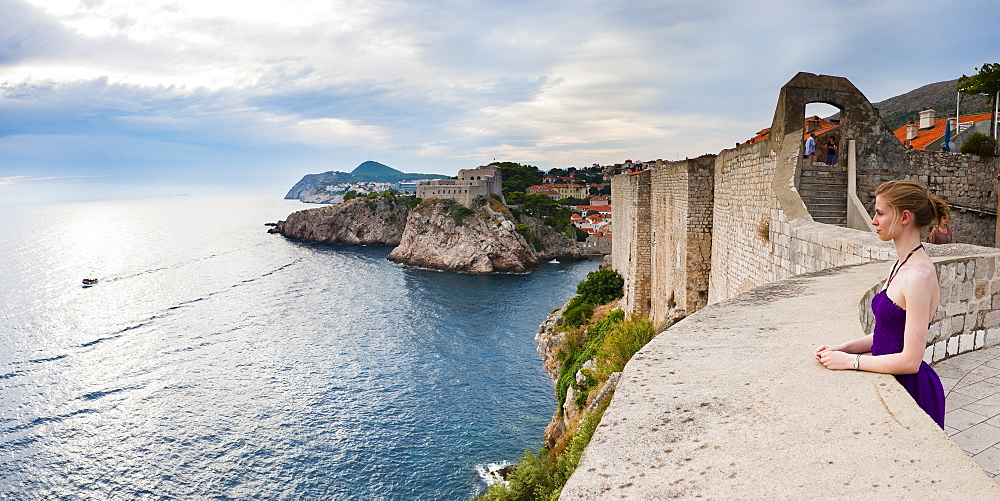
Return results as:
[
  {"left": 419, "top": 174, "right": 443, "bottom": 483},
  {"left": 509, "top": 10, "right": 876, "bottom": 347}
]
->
[{"left": 0, "top": 195, "right": 600, "bottom": 500}]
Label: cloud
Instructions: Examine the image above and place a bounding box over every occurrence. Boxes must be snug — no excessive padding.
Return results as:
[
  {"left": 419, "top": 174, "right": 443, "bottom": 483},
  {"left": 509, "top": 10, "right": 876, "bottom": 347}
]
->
[
  {"left": 0, "top": 174, "right": 105, "bottom": 185},
  {"left": 2, "top": 0, "right": 1000, "bottom": 202}
]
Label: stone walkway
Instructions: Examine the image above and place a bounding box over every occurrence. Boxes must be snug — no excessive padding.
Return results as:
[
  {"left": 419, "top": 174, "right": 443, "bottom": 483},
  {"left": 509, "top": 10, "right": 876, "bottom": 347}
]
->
[{"left": 936, "top": 345, "right": 1000, "bottom": 481}]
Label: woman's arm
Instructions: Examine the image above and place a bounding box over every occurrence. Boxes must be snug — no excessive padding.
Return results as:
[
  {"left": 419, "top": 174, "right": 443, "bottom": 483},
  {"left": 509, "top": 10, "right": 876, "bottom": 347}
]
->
[
  {"left": 817, "top": 270, "right": 933, "bottom": 373},
  {"left": 815, "top": 334, "right": 872, "bottom": 357}
]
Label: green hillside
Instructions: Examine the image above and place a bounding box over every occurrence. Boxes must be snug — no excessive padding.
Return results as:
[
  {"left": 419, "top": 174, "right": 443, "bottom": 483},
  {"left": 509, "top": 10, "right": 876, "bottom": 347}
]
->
[{"left": 352, "top": 161, "right": 403, "bottom": 178}]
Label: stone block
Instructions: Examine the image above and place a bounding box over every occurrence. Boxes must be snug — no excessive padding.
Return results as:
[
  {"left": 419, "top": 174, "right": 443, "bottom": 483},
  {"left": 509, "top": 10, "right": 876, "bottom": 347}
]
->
[
  {"left": 960, "top": 332, "right": 975, "bottom": 353},
  {"left": 949, "top": 316, "right": 966, "bottom": 337},
  {"left": 967, "top": 260, "right": 976, "bottom": 279},
  {"left": 976, "top": 280, "right": 989, "bottom": 300},
  {"left": 958, "top": 281, "right": 974, "bottom": 301},
  {"left": 985, "top": 310, "right": 1000, "bottom": 329},
  {"left": 976, "top": 330, "right": 987, "bottom": 349},
  {"left": 924, "top": 345, "right": 934, "bottom": 365},
  {"left": 956, "top": 263, "right": 967, "bottom": 282},
  {"left": 947, "top": 335, "right": 959, "bottom": 356},
  {"left": 934, "top": 340, "right": 948, "bottom": 363},
  {"left": 987, "top": 329, "right": 1000, "bottom": 348},
  {"left": 942, "top": 264, "right": 956, "bottom": 282},
  {"left": 944, "top": 301, "right": 965, "bottom": 317},
  {"left": 968, "top": 312, "right": 981, "bottom": 331},
  {"left": 928, "top": 322, "right": 942, "bottom": 343}
]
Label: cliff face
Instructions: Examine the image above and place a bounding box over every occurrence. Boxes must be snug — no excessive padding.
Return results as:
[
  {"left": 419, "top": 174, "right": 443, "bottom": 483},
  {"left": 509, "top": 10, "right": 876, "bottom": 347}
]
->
[
  {"left": 274, "top": 194, "right": 584, "bottom": 273},
  {"left": 387, "top": 197, "right": 539, "bottom": 274},
  {"left": 285, "top": 171, "right": 338, "bottom": 199},
  {"left": 523, "top": 216, "right": 584, "bottom": 261},
  {"left": 272, "top": 197, "right": 409, "bottom": 245}
]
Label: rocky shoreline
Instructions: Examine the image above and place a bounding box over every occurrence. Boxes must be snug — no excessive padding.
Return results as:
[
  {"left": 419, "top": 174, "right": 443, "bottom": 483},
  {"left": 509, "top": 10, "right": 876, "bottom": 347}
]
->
[{"left": 271, "top": 195, "right": 585, "bottom": 274}]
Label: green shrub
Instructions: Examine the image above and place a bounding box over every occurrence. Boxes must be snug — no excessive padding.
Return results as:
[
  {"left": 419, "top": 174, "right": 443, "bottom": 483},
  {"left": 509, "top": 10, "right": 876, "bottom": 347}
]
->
[
  {"left": 593, "top": 314, "right": 656, "bottom": 379},
  {"left": 515, "top": 224, "right": 544, "bottom": 252},
  {"left": 562, "top": 302, "right": 593, "bottom": 329},
  {"left": 575, "top": 269, "right": 624, "bottom": 305},
  {"left": 961, "top": 132, "right": 998, "bottom": 157},
  {"left": 343, "top": 190, "right": 358, "bottom": 201}
]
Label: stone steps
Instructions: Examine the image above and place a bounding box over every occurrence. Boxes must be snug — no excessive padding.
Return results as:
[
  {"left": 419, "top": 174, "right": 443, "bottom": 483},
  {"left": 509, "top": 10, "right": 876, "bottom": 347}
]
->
[{"left": 798, "top": 162, "right": 847, "bottom": 226}]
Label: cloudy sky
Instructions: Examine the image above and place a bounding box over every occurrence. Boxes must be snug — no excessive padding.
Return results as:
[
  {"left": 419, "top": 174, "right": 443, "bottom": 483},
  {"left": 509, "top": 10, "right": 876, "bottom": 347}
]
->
[{"left": 1, "top": 0, "right": 997, "bottom": 203}]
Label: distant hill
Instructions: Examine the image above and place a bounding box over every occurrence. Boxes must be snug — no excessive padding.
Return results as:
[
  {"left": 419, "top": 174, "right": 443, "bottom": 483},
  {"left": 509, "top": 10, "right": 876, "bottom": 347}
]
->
[
  {"left": 871, "top": 79, "right": 992, "bottom": 132},
  {"left": 351, "top": 161, "right": 401, "bottom": 178},
  {"left": 284, "top": 161, "right": 449, "bottom": 200}
]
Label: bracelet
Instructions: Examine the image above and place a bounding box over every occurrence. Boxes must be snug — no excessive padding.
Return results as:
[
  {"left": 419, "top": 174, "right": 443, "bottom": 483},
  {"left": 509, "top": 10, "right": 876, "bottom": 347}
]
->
[{"left": 853, "top": 354, "right": 861, "bottom": 370}]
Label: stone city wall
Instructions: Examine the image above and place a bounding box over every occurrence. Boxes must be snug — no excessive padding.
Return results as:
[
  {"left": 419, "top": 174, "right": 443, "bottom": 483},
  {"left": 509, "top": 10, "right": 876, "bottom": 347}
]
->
[
  {"left": 856, "top": 149, "right": 1000, "bottom": 247},
  {"left": 648, "top": 158, "right": 714, "bottom": 327},
  {"left": 610, "top": 169, "right": 652, "bottom": 316}
]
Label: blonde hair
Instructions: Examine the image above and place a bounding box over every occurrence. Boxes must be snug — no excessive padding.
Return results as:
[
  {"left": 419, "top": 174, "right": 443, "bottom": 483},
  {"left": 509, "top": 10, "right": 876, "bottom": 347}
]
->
[{"left": 875, "top": 180, "right": 949, "bottom": 229}]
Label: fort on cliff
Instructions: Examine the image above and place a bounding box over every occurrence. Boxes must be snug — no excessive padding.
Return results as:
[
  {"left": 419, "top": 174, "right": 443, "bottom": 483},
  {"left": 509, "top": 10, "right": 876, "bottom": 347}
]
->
[{"left": 415, "top": 164, "right": 503, "bottom": 207}]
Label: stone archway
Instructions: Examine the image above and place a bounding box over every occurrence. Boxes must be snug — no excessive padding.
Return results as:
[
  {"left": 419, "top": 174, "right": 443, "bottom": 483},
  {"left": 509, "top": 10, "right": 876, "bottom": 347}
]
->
[{"left": 768, "top": 73, "right": 907, "bottom": 223}]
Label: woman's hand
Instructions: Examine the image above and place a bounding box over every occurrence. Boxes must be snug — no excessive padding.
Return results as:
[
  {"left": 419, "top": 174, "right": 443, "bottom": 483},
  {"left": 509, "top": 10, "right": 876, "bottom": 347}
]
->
[
  {"left": 814, "top": 344, "right": 843, "bottom": 359},
  {"left": 816, "top": 348, "right": 855, "bottom": 370}
]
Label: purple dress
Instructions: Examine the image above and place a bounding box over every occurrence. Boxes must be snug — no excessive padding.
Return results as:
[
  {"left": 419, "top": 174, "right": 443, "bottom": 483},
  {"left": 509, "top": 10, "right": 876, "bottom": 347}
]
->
[{"left": 871, "top": 290, "right": 946, "bottom": 428}]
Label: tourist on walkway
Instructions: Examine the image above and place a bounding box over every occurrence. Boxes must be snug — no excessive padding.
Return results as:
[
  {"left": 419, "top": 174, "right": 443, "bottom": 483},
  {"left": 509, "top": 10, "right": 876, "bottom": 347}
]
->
[
  {"left": 815, "top": 180, "right": 947, "bottom": 428},
  {"left": 928, "top": 213, "right": 953, "bottom": 244},
  {"left": 804, "top": 133, "right": 816, "bottom": 162},
  {"left": 825, "top": 137, "right": 837, "bottom": 165}
]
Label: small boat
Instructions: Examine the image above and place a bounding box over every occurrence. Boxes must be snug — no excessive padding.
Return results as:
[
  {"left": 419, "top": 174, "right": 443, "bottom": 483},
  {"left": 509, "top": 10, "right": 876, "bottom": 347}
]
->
[
  {"left": 82, "top": 278, "right": 98, "bottom": 287},
  {"left": 549, "top": 259, "right": 560, "bottom": 264}
]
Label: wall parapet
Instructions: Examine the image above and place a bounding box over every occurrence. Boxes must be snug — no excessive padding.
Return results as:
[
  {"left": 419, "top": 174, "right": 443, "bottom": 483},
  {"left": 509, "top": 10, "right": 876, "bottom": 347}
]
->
[{"left": 561, "top": 260, "right": 1000, "bottom": 499}]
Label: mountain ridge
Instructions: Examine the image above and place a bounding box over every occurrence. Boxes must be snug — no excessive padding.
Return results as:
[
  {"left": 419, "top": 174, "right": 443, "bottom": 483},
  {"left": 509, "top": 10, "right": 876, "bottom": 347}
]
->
[{"left": 284, "top": 161, "right": 449, "bottom": 200}]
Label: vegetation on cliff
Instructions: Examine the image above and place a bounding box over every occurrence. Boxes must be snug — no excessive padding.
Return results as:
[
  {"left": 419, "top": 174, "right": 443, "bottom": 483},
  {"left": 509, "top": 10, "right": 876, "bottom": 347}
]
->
[{"left": 477, "top": 269, "right": 658, "bottom": 501}]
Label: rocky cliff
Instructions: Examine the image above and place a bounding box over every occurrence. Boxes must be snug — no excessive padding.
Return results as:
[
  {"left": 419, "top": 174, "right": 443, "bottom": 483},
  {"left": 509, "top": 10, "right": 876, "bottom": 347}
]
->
[
  {"left": 387, "top": 197, "right": 541, "bottom": 274},
  {"left": 273, "top": 194, "right": 584, "bottom": 273},
  {"left": 271, "top": 196, "right": 410, "bottom": 245}
]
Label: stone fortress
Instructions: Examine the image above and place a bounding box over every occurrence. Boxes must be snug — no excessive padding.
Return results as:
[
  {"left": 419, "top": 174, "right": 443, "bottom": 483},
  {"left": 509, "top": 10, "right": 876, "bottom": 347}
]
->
[
  {"left": 415, "top": 164, "right": 503, "bottom": 207},
  {"left": 560, "top": 73, "right": 1000, "bottom": 498}
]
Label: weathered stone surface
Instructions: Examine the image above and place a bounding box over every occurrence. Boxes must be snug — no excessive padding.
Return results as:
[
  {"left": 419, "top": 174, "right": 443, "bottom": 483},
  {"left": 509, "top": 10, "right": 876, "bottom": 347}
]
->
[
  {"left": 385, "top": 196, "right": 583, "bottom": 274},
  {"left": 387, "top": 197, "right": 539, "bottom": 273},
  {"left": 272, "top": 196, "right": 409, "bottom": 245},
  {"left": 561, "top": 263, "right": 1000, "bottom": 499},
  {"left": 276, "top": 194, "right": 584, "bottom": 273}
]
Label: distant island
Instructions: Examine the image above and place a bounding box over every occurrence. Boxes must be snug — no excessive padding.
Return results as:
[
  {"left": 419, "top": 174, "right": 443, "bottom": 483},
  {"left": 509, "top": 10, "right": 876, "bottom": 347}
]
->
[{"left": 285, "top": 161, "right": 449, "bottom": 203}]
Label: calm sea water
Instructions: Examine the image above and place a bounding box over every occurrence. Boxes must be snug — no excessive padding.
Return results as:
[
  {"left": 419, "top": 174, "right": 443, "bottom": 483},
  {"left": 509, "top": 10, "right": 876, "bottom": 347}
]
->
[{"left": 0, "top": 195, "right": 598, "bottom": 500}]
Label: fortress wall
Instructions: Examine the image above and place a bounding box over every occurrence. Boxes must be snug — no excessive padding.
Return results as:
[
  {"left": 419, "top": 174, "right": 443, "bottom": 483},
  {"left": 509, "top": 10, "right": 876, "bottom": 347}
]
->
[
  {"left": 648, "top": 158, "right": 714, "bottom": 327},
  {"left": 854, "top": 150, "right": 999, "bottom": 247},
  {"left": 611, "top": 170, "right": 652, "bottom": 316},
  {"left": 706, "top": 142, "right": 785, "bottom": 301},
  {"left": 416, "top": 165, "right": 503, "bottom": 208}
]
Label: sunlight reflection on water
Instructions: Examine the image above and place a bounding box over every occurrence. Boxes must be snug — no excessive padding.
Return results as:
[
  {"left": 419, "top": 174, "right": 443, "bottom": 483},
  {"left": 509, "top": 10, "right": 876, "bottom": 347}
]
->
[{"left": 0, "top": 196, "right": 599, "bottom": 500}]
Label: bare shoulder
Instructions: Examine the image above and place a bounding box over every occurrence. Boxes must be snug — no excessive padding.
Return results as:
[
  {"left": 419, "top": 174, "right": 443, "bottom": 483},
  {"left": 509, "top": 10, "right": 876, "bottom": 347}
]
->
[{"left": 899, "top": 261, "right": 939, "bottom": 296}]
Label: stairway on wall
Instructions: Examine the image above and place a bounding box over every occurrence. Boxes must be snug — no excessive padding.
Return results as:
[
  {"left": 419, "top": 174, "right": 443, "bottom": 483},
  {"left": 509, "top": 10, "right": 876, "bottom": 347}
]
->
[{"left": 798, "top": 162, "right": 847, "bottom": 226}]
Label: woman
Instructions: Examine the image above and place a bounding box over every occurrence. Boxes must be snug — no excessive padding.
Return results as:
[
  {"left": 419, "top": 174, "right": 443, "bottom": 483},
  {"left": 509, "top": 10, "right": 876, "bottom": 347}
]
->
[
  {"left": 815, "top": 180, "right": 947, "bottom": 428},
  {"left": 825, "top": 137, "right": 837, "bottom": 165},
  {"left": 928, "top": 213, "right": 953, "bottom": 244}
]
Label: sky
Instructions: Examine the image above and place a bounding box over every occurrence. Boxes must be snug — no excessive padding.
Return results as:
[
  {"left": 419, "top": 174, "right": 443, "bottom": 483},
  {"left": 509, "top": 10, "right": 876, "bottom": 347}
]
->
[{"left": 1, "top": 0, "right": 998, "bottom": 204}]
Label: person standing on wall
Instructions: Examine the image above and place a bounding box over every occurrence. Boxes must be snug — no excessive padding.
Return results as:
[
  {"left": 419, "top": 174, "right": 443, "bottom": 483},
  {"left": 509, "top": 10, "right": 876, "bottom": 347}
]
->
[
  {"left": 825, "top": 137, "right": 837, "bottom": 166},
  {"left": 804, "top": 132, "right": 816, "bottom": 163},
  {"left": 928, "top": 213, "right": 953, "bottom": 244},
  {"left": 815, "top": 180, "right": 948, "bottom": 429}
]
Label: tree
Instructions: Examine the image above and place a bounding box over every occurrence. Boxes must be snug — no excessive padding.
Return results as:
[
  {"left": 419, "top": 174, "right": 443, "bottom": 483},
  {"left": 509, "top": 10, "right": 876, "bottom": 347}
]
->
[
  {"left": 493, "top": 162, "right": 544, "bottom": 196},
  {"left": 957, "top": 63, "right": 1000, "bottom": 141}
]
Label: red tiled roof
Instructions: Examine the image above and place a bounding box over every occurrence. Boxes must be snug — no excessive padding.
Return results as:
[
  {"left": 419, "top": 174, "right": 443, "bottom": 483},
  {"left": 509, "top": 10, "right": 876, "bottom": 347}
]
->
[
  {"left": 745, "top": 116, "right": 840, "bottom": 145},
  {"left": 892, "top": 112, "right": 994, "bottom": 151}
]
